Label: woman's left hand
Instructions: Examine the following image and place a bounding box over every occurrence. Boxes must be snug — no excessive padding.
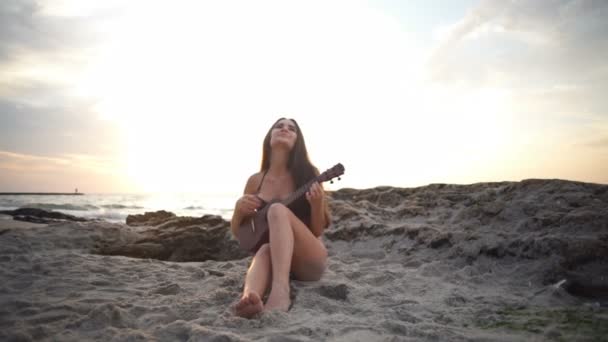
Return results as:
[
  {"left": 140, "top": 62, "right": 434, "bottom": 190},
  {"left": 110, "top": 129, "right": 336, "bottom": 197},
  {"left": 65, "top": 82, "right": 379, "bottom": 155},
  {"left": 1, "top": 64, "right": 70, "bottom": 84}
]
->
[{"left": 305, "top": 182, "right": 324, "bottom": 209}]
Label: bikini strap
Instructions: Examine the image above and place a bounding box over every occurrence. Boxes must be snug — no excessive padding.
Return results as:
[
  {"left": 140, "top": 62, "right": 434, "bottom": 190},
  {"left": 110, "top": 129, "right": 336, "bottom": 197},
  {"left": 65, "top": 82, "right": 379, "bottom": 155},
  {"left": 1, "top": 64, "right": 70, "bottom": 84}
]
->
[{"left": 256, "top": 170, "right": 268, "bottom": 193}]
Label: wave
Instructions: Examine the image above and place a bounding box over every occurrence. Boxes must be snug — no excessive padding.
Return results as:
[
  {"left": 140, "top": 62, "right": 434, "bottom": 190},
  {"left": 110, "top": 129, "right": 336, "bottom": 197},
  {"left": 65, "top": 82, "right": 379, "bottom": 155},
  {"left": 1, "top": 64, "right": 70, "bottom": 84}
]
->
[
  {"left": 100, "top": 204, "right": 145, "bottom": 209},
  {"left": 82, "top": 211, "right": 126, "bottom": 223},
  {"left": 20, "top": 203, "right": 99, "bottom": 211},
  {"left": 183, "top": 206, "right": 205, "bottom": 210}
]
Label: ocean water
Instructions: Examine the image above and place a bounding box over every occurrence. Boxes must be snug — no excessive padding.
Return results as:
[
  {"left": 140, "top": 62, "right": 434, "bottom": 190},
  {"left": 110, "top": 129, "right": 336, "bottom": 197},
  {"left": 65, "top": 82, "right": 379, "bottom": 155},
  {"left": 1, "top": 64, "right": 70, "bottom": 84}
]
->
[{"left": 0, "top": 193, "right": 238, "bottom": 223}]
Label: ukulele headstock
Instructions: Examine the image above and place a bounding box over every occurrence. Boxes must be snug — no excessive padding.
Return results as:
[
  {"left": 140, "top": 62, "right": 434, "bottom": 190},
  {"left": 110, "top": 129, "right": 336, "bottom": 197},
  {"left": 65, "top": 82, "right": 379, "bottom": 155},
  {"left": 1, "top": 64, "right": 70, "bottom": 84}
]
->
[{"left": 318, "top": 163, "right": 345, "bottom": 184}]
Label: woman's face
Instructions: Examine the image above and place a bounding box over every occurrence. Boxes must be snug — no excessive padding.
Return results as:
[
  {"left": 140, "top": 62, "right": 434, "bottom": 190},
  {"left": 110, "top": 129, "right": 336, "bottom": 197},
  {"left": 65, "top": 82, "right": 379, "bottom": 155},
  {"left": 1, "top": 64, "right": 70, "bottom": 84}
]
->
[{"left": 270, "top": 118, "right": 297, "bottom": 149}]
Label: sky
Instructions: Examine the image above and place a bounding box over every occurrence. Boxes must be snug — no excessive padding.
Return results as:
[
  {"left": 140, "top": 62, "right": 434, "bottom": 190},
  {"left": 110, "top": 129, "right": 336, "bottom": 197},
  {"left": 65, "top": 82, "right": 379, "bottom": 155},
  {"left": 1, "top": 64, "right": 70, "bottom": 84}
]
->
[{"left": 1, "top": 0, "right": 607, "bottom": 195}]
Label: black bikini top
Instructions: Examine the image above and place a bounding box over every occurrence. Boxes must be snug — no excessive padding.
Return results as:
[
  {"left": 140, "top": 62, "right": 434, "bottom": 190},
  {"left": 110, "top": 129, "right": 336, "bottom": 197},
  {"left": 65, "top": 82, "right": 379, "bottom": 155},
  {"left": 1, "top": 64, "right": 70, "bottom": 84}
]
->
[{"left": 255, "top": 170, "right": 311, "bottom": 227}]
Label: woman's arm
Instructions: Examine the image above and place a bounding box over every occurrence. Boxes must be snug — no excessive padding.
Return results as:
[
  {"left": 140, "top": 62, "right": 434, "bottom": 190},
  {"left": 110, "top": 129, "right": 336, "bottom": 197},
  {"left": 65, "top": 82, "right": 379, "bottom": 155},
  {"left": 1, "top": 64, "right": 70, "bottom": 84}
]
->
[
  {"left": 309, "top": 205, "right": 326, "bottom": 237},
  {"left": 230, "top": 173, "right": 260, "bottom": 238},
  {"left": 306, "top": 182, "right": 330, "bottom": 237}
]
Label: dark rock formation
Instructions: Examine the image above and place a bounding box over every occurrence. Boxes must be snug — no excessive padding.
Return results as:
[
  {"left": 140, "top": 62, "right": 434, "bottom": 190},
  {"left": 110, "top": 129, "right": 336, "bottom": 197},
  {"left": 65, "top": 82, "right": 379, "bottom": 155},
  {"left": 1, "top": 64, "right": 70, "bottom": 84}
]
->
[
  {"left": 1, "top": 178, "right": 606, "bottom": 340},
  {"left": 327, "top": 179, "right": 608, "bottom": 303},
  {"left": 125, "top": 210, "right": 176, "bottom": 226},
  {"left": 0, "top": 207, "right": 89, "bottom": 223},
  {"left": 96, "top": 213, "right": 248, "bottom": 261},
  {"left": 96, "top": 179, "right": 608, "bottom": 302}
]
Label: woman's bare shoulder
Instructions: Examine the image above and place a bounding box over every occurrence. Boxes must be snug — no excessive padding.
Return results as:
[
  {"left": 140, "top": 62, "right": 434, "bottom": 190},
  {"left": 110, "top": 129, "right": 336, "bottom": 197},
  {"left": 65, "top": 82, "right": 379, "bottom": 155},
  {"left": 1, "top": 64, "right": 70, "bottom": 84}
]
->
[
  {"left": 244, "top": 171, "right": 263, "bottom": 194},
  {"left": 248, "top": 171, "right": 264, "bottom": 184}
]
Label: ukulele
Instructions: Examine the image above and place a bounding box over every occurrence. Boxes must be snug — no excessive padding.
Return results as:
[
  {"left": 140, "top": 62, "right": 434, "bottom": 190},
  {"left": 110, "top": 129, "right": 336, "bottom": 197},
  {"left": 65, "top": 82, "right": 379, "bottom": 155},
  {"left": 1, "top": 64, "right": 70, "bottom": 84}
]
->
[{"left": 237, "top": 163, "right": 345, "bottom": 254}]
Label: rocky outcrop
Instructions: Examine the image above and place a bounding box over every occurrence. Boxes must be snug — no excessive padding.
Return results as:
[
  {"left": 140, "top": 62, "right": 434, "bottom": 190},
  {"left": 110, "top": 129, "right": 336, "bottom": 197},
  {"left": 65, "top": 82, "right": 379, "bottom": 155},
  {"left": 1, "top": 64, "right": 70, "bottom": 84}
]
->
[
  {"left": 93, "top": 179, "right": 608, "bottom": 303},
  {"left": 327, "top": 179, "right": 608, "bottom": 303},
  {"left": 2, "top": 178, "right": 607, "bottom": 341},
  {"left": 0, "top": 207, "right": 89, "bottom": 223},
  {"left": 96, "top": 214, "right": 248, "bottom": 261},
  {"left": 125, "top": 210, "right": 176, "bottom": 226}
]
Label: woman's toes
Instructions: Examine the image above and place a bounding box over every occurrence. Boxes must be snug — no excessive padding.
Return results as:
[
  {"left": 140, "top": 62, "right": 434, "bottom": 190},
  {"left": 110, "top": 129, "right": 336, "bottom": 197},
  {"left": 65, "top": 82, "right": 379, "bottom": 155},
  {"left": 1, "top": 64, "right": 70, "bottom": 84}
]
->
[{"left": 234, "top": 292, "right": 263, "bottom": 318}]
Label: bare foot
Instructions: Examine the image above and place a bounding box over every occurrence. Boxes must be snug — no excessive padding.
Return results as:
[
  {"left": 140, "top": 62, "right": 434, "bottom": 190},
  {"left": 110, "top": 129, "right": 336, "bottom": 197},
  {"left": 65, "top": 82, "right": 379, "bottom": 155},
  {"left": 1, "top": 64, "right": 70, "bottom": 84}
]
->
[
  {"left": 234, "top": 292, "right": 263, "bottom": 318},
  {"left": 264, "top": 283, "right": 290, "bottom": 312}
]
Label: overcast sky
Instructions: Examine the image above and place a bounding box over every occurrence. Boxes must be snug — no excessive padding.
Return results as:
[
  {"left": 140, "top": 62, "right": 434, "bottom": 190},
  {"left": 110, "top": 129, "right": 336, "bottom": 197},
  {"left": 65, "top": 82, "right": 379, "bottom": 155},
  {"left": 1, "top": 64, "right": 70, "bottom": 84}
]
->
[{"left": 1, "top": 0, "right": 607, "bottom": 194}]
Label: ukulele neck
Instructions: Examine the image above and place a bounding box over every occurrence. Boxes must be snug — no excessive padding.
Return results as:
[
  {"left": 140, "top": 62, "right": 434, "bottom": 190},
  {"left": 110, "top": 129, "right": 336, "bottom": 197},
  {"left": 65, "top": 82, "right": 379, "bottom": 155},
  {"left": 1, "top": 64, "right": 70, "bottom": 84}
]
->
[{"left": 280, "top": 178, "right": 317, "bottom": 207}]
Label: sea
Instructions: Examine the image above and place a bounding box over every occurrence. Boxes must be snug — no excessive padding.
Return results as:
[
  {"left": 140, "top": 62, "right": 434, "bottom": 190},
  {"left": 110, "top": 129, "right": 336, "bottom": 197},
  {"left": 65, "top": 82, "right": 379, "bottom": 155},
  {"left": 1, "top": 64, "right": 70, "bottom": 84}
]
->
[{"left": 0, "top": 193, "right": 238, "bottom": 223}]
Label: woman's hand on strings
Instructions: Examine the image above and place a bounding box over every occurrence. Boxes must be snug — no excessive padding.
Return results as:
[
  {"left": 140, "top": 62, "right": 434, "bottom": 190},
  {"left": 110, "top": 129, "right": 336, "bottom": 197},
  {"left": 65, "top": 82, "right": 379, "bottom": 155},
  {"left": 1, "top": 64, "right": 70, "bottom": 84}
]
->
[
  {"left": 305, "top": 182, "right": 324, "bottom": 209},
  {"left": 237, "top": 195, "right": 262, "bottom": 216}
]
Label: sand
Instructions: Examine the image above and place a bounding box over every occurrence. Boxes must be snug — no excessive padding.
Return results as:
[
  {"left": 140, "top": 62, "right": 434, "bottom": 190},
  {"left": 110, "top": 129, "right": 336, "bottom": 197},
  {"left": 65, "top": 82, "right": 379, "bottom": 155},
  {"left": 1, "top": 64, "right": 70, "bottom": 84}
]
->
[{"left": 1, "top": 179, "right": 607, "bottom": 341}]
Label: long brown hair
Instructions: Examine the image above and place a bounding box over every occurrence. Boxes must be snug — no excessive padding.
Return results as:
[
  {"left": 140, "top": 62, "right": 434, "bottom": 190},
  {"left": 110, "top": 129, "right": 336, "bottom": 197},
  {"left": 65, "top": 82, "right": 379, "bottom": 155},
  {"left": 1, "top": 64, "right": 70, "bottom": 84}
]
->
[{"left": 260, "top": 118, "right": 331, "bottom": 228}]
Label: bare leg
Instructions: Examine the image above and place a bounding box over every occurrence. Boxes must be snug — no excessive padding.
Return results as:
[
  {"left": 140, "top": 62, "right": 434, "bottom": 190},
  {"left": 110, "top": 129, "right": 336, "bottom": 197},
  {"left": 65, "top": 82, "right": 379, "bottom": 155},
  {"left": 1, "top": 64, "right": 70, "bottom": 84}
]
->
[
  {"left": 264, "top": 203, "right": 329, "bottom": 312},
  {"left": 264, "top": 204, "right": 294, "bottom": 312},
  {"left": 234, "top": 244, "right": 271, "bottom": 318}
]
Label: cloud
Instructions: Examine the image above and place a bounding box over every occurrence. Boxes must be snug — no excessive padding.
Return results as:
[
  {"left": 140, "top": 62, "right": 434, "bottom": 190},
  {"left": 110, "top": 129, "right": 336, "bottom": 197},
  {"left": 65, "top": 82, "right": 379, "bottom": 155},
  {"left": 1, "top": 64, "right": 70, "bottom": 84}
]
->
[
  {"left": 0, "top": 150, "right": 69, "bottom": 171},
  {"left": 425, "top": 0, "right": 608, "bottom": 155},
  {"left": 0, "top": 0, "right": 97, "bottom": 64},
  {"left": 0, "top": 150, "right": 128, "bottom": 192},
  {"left": 0, "top": 82, "right": 122, "bottom": 157},
  {"left": 0, "top": 1, "right": 124, "bottom": 158},
  {"left": 585, "top": 137, "right": 608, "bottom": 148},
  {"left": 424, "top": 0, "right": 608, "bottom": 162},
  {"left": 0, "top": 150, "right": 118, "bottom": 172},
  {"left": 0, "top": 0, "right": 40, "bottom": 62},
  {"left": 429, "top": 0, "right": 608, "bottom": 86}
]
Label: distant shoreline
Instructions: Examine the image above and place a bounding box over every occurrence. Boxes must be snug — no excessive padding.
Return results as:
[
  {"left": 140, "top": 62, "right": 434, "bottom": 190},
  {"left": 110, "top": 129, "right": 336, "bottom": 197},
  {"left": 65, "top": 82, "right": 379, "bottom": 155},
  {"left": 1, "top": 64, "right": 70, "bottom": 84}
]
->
[{"left": 0, "top": 193, "right": 84, "bottom": 196}]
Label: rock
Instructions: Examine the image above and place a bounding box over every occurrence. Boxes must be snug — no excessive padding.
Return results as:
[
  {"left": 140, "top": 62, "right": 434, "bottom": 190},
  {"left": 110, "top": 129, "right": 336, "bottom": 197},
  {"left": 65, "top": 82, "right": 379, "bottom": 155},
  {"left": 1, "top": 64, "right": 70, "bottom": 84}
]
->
[
  {"left": 326, "top": 178, "right": 608, "bottom": 305},
  {"left": 2, "top": 178, "right": 607, "bottom": 341},
  {"left": 0, "top": 208, "right": 89, "bottom": 223},
  {"left": 125, "top": 210, "right": 176, "bottom": 226},
  {"left": 101, "top": 242, "right": 167, "bottom": 259},
  {"left": 428, "top": 233, "right": 452, "bottom": 249},
  {"left": 156, "top": 215, "right": 226, "bottom": 230},
  {"left": 316, "top": 284, "right": 349, "bottom": 301},
  {"left": 96, "top": 212, "right": 248, "bottom": 262},
  {"left": 153, "top": 284, "right": 181, "bottom": 296}
]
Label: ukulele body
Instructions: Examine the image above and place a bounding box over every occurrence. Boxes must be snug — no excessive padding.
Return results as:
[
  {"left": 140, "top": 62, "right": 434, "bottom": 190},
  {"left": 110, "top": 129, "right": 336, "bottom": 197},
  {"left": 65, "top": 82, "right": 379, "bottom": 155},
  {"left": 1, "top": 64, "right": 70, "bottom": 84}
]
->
[
  {"left": 237, "top": 205, "right": 271, "bottom": 254},
  {"left": 235, "top": 163, "right": 344, "bottom": 254}
]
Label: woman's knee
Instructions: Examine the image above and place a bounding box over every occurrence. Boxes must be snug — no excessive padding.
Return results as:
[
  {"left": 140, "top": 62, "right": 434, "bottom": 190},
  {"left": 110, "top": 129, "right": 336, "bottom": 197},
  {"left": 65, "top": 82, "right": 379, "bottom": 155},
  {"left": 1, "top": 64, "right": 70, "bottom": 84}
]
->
[
  {"left": 293, "top": 248, "right": 328, "bottom": 281},
  {"left": 298, "top": 260, "right": 327, "bottom": 281},
  {"left": 267, "top": 203, "right": 288, "bottom": 222}
]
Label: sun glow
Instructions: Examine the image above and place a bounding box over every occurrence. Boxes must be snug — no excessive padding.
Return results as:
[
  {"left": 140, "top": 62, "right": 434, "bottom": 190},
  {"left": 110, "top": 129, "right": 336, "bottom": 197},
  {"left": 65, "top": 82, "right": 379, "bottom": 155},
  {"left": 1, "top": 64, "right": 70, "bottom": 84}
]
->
[
  {"left": 75, "top": 0, "right": 519, "bottom": 193},
  {"left": 74, "top": 0, "right": 419, "bottom": 193},
  {"left": 3, "top": 0, "right": 606, "bottom": 195}
]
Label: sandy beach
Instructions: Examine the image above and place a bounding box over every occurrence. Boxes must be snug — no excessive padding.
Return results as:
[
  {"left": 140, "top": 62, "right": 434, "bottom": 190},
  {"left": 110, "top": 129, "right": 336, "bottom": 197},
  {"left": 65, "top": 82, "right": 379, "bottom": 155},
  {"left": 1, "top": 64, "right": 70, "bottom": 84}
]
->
[{"left": 1, "top": 179, "right": 607, "bottom": 341}]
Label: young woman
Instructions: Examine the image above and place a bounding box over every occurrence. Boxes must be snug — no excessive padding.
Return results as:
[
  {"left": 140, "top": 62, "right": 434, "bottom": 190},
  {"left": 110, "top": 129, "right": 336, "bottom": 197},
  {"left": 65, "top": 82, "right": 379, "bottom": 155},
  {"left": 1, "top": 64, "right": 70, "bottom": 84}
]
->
[{"left": 230, "top": 118, "right": 331, "bottom": 318}]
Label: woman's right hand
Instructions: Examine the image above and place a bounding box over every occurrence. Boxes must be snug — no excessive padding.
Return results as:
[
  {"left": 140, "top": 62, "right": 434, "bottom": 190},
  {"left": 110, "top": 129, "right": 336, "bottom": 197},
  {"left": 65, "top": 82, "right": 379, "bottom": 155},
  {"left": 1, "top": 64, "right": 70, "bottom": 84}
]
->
[{"left": 236, "top": 194, "right": 263, "bottom": 217}]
